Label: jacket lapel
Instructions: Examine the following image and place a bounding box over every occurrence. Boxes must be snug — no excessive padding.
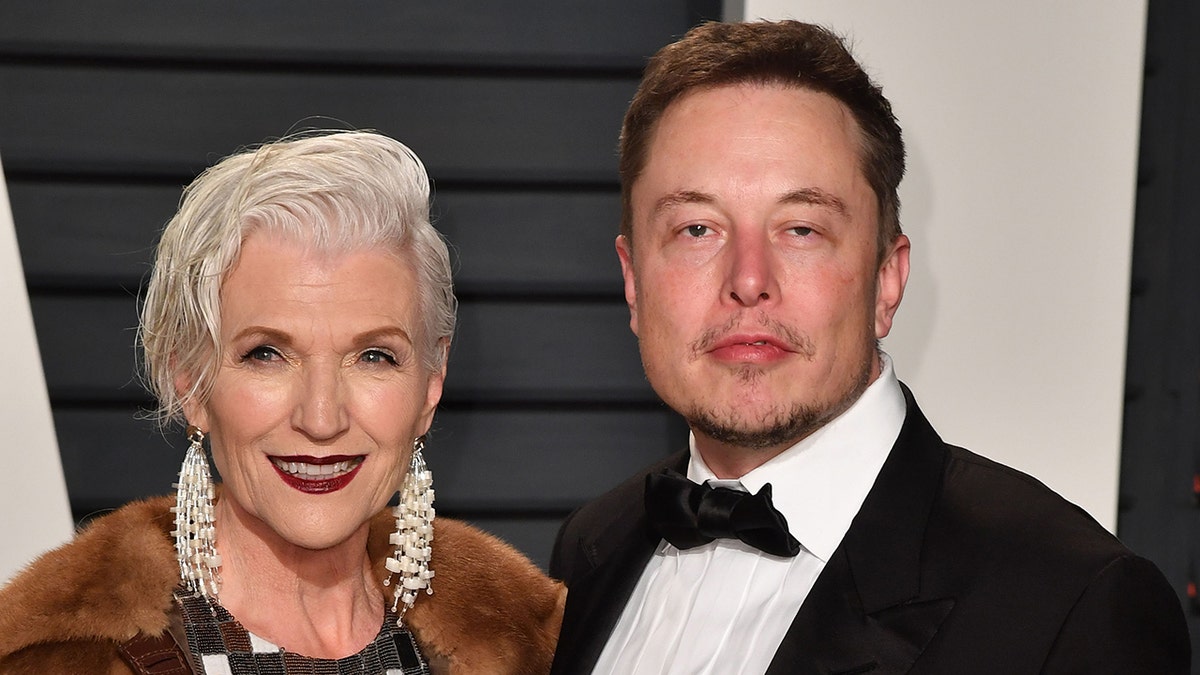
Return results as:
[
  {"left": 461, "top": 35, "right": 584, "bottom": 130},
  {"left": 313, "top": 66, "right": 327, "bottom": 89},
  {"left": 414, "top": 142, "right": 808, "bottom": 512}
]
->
[{"left": 768, "top": 387, "right": 955, "bottom": 675}]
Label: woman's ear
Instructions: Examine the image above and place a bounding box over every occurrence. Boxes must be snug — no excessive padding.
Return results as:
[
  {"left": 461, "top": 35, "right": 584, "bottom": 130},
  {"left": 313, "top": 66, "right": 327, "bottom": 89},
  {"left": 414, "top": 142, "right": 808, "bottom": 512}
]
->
[
  {"left": 417, "top": 339, "right": 450, "bottom": 434},
  {"left": 175, "top": 371, "right": 209, "bottom": 430}
]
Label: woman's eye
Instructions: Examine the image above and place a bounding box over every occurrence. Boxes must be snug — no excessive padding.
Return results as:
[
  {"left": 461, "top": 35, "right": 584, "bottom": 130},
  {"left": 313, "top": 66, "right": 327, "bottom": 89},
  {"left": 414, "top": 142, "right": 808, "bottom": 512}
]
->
[
  {"left": 243, "top": 346, "right": 280, "bottom": 362},
  {"left": 360, "top": 349, "right": 398, "bottom": 366},
  {"left": 684, "top": 224, "right": 712, "bottom": 238}
]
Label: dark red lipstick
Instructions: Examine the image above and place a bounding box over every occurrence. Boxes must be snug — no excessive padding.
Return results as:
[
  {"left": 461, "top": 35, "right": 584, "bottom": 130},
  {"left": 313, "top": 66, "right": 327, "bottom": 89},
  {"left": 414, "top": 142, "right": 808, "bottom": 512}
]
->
[{"left": 269, "top": 455, "right": 364, "bottom": 494}]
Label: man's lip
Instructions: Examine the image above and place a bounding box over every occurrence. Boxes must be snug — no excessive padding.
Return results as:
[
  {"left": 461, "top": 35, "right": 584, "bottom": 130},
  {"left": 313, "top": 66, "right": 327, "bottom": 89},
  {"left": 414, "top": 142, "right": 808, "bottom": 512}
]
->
[{"left": 707, "top": 334, "right": 792, "bottom": 352}]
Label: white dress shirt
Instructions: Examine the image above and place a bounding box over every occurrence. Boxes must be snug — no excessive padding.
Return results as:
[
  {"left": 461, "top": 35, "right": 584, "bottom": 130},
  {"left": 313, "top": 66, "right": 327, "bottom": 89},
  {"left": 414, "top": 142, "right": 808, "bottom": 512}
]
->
[{"left": 592, "top": 354, "right": 907, "bottom": 675}]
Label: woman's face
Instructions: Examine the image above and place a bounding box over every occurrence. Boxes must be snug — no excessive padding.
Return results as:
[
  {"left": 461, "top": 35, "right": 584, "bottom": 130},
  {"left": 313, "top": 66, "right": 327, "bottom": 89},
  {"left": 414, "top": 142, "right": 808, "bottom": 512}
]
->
[{"left": 181, "top": 230, "right": 445, "bottom": 552}]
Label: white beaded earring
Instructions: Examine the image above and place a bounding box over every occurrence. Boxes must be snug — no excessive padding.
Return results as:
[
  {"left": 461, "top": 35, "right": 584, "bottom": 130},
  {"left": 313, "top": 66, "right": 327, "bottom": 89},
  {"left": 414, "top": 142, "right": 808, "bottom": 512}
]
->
[
  {"left": 171, "top": 425, "right": 222, "bottom": 598},
  {"left": 384, "top": 435, "right": 435, "bottom": 624}
]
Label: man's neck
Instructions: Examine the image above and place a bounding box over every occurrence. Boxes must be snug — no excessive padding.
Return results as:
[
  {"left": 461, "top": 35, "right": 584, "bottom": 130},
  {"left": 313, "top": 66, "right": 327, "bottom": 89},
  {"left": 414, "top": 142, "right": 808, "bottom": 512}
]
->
[{"left": 693, "top": 437, "right": 805, "bottom": 479}]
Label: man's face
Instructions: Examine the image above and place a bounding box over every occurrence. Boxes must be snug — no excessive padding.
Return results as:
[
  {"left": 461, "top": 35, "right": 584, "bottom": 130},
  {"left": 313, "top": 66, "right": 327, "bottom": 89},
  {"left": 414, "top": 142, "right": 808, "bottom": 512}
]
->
[{"left": 619, "top": 83, "right": 909, "bottom": 469}]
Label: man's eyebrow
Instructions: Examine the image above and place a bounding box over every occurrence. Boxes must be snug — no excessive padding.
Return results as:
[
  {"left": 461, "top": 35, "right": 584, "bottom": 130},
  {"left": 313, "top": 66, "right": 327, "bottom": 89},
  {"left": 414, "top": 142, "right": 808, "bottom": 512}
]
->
[
  {"left": 651, "top": 190, "right": 717, "bottom": 219},
  {"left": 650, "top": 188, "right": 848, "bottom": 219},
  {"left": 780, "top": 188, "right": 848, "bottom": 216}
]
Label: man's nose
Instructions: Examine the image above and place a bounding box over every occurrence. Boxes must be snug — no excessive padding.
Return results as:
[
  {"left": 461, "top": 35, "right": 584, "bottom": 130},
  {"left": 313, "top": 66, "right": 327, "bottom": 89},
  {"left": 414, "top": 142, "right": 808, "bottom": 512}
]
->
[{"left": 725, "top": 231, "right": 778, "bottom": 307}]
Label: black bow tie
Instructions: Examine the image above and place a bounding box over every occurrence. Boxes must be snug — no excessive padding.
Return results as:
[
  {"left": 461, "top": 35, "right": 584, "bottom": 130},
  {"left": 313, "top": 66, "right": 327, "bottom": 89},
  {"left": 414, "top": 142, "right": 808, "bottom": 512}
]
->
[{"left": 644, "top": 469, "right": 801, "bottom": 558}]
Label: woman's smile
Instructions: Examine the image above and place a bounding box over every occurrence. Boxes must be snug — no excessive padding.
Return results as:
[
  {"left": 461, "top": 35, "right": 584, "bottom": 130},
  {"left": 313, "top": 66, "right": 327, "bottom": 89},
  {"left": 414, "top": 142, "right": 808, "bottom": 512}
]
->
[{"left": 269, "top": 455, "right": 365, "bottom": 494}]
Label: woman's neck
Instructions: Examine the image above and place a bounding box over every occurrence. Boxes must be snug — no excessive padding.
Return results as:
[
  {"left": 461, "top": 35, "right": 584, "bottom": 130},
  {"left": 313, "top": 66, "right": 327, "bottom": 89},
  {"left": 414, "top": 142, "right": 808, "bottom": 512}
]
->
[{"left": 210, "top": 497, "right": 384, "bottom": 659}]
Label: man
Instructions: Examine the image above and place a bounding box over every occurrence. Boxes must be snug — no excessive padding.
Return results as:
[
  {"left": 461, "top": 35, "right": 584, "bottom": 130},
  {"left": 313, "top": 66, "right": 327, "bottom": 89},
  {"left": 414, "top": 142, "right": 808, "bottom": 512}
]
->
[{"left": 550, "top": 20, "right": 1189, "bottom": 674}]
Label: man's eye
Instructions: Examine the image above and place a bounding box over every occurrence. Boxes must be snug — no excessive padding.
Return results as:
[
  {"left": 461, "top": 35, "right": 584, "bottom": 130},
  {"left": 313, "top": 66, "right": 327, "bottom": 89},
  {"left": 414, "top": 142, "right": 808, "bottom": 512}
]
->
[
  {"left": 360, "top": 349, "right": 397, "bottom": 365},
  {"left": 684, "top": 224, "right": 712, "bottom": 237},
  {"left": 790, "top": 226, "right": 814, "bottom": 237}
]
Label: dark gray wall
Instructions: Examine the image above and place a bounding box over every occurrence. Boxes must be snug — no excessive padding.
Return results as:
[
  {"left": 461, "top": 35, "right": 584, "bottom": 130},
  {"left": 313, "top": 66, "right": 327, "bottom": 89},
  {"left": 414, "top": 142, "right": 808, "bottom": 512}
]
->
[
  {"left": 0, "top": 1, "right": 718, "bottom": 569},
  {"left": 1120, "top": 0, "right": 1200, "bottom": 661}
]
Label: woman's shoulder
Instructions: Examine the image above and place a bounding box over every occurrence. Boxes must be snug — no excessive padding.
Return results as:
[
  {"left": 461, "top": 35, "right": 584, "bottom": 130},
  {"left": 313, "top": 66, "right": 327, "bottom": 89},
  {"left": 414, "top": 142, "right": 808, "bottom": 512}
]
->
[
  {"left": 369, "top": 511, "right": 565, "bottom": 674},
  {"left": 0, "top": 496, "right": 179, "bottom": 667}
]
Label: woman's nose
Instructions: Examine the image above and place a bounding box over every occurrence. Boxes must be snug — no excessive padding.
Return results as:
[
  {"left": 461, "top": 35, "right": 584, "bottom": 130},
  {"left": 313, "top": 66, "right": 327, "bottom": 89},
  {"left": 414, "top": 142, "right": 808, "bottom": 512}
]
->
[{"left": 291, "top": 364, "right": 349, "bottom": 440}]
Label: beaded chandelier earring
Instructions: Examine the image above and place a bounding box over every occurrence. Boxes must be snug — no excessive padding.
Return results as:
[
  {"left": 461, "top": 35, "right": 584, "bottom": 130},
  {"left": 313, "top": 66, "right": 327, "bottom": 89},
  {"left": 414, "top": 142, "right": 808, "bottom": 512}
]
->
[
  {"left": 171, "top": 425, "right": 222, "bottom": 598},
  {"left": 384, "top": 435, "right": 435, "bottom": 624}
]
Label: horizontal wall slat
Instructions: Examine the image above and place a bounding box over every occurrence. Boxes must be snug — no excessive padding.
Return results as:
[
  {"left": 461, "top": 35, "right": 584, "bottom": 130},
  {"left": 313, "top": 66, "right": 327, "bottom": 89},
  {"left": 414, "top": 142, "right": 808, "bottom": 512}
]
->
[
  {"left": 10, "top": 180, "right": 623, "bottom": 294},
  {"left": 34, "top": 295, "right": 146, "bottom": 400},
  {"left": 0, "top": 1, "right": 694, "bottom": 70},
  {"left": 54, "top": 406, "right": 680, "bottom": 518},
  {"left": 436, "top": 190, "right": 623, "bottom": 295},
  {"left": 0, "top": 65, "right": 632, "bottom": 181},
  {"left": 10, "top": 181, "right": 174, "bottom": 288},
  {"left": 429, "top": 408, "right": 677, "bottom": 511},
  {"left": 31, "top": 297, "right": 652, "bottom": 403},
  {"left": 444, "top": 302, "right": 648, "bottom": 401}
]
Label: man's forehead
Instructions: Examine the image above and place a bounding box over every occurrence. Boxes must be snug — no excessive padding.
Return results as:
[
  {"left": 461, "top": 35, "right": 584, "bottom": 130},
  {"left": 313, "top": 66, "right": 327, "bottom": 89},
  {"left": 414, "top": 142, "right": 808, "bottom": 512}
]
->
[
  {"left": 630, "top": 82, "right": 873, "bottom": 212},
  {"left": 658, "top": 81, "right": 857, "bottom": 125},
  {"left": 644, "top": 83, "right": 863, "bottom": 162},
  {"left": 638, "top": 86, "right": 865, "bottom": 180}
]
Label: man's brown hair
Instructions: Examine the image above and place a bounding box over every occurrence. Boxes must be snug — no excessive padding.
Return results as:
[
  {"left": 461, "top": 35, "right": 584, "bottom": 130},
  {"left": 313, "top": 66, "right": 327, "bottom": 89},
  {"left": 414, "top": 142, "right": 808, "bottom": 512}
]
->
[{"left": 619, "top": 20, "right": 905, "bottom": 258}]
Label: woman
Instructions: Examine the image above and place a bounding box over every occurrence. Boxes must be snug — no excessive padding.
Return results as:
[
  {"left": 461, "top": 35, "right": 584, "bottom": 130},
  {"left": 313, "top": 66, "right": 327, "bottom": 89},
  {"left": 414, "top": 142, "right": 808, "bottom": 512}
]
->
[{"left": 0, "top": 131, "right": 564, "bottom": 674}]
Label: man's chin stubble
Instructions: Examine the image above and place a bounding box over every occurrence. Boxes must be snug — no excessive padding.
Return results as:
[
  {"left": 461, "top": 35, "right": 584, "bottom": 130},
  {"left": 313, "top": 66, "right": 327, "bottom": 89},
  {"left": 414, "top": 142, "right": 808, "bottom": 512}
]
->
[
  {"left": 688, "top": 404, "right": 827, "bottom": 450},
  {"left": 685, "top": 362, "right": 874, "bottom": 452}
]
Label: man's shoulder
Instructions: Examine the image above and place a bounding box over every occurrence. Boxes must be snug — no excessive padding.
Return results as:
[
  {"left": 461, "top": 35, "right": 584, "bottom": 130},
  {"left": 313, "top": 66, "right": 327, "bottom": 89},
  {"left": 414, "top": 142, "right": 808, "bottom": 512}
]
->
[
  {"left": 550, "top": 451, "right": 683, "bottom": 581},
  {"left": 937, "top": 444, "right": 1123, "bottom": 555},
  {"left": 918, "top": 442, "right": 1153, "bottom": 605},
  {"left": 912, "top": 444, "right": 1188, "bottom": 667},
  {"left": 894, "top": 389, "right": 1129, "bottom": 569}
]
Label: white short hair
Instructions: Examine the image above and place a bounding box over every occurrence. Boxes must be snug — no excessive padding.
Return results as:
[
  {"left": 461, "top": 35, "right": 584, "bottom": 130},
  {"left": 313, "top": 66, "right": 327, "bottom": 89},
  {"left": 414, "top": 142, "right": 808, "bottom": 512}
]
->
[{"left": 140, "top": 130, "right": 456, "bottom": 425}]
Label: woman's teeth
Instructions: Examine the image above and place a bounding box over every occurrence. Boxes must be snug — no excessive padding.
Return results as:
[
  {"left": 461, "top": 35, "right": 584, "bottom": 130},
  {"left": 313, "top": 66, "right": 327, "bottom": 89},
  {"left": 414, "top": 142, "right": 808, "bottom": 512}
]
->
[{"left": 272, "top": 458, "right": 360, "bottom": 479}]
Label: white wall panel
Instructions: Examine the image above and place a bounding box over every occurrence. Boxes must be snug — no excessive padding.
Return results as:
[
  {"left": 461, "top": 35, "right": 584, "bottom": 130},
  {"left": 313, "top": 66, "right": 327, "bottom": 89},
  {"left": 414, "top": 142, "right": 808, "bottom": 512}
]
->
[{"left": 0, "top": 156, "right": 73, "bottom": 585}]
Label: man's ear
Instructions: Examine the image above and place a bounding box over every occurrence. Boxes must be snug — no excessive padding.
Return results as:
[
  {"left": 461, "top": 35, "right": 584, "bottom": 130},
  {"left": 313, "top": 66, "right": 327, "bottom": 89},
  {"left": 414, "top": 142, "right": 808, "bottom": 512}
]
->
[
  {"left": 616, "top": 234, "right": 639, "bottom": 336},
  {"left": 875, "top": 234, "right": 910, "bottom": 339}
]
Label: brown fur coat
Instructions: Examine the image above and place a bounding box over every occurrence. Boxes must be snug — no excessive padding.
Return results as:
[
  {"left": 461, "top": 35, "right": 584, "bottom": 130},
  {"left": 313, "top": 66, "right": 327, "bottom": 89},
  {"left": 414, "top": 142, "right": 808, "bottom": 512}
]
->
[{"left": 0, "top": 496, "right": 564, "bottom": 674}]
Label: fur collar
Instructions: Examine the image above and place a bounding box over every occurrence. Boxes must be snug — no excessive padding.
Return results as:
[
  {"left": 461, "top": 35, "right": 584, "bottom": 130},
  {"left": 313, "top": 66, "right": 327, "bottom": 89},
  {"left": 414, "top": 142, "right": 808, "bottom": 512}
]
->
[{"left": 0, "top": 495, "right": 563, "bottom": 674}]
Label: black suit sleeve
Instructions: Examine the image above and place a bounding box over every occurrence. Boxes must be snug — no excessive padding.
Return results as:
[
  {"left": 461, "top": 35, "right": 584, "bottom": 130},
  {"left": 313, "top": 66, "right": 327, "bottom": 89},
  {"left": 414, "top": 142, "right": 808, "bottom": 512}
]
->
[{"left": 1042, "top": 554, "right": 1190, "bottom": 673}]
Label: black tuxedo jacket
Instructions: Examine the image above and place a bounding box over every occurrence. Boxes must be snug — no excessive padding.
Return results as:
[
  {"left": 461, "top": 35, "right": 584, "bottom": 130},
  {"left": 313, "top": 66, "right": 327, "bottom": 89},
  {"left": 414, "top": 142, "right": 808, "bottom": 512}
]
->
[{"left": 549, "top": 388, "right": 1189, "bottom": 674}]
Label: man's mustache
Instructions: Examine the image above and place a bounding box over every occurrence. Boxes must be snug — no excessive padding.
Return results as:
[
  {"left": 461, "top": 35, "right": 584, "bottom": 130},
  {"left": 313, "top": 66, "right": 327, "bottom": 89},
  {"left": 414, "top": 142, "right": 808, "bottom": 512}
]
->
[{"left": 689, "top": 313, "right": 815, "bottom": 359}]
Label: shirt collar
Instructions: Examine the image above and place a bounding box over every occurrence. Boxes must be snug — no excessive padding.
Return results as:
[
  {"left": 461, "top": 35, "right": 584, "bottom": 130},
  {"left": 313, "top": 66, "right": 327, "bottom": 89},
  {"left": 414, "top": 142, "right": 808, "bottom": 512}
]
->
[{"left": 687, "top": 353, "right": 906, "bottom": 562}]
